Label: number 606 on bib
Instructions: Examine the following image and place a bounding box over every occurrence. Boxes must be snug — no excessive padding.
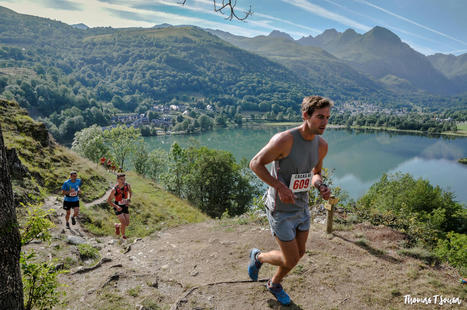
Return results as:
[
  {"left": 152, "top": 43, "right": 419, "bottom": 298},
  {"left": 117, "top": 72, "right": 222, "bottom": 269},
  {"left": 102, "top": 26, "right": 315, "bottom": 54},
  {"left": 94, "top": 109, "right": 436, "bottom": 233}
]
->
[{"left": 289, "top": 173, "right": 313, "bottom": 193}]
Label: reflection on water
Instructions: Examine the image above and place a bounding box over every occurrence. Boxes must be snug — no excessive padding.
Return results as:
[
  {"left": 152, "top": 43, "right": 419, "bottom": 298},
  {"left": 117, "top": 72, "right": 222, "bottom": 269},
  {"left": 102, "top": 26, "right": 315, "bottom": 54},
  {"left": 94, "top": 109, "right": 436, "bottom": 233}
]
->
[{"left": 145, "top": 127, "right": 467, "bottom": 204}]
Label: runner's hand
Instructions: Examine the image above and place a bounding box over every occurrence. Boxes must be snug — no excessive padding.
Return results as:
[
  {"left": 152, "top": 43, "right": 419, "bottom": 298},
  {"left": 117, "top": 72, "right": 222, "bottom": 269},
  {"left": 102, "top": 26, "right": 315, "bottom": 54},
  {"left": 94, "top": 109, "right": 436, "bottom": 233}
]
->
[
  {"left": 319, "top": 185, "right": 331, "bottom": 200},
  {"left": 116, "top": 206, "right": 122, "bottom": 211},
  {"left": 277, "top": 182, "right": 295, "bottom": 204}
]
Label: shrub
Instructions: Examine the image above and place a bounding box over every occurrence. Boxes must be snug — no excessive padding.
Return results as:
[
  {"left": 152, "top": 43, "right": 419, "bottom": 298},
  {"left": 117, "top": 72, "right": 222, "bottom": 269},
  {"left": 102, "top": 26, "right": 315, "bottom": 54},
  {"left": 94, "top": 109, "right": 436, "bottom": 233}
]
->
[
  {"left": 77, "top": 244, "right": 99, "bottom": 261},
  {"left": 435, "top": 232, "right": 467, "bottom": 274}
]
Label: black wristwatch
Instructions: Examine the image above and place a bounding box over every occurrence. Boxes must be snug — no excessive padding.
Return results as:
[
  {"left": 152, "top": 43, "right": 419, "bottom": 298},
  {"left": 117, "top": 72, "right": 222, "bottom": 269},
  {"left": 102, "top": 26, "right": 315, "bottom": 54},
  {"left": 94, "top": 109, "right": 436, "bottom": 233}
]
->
[{"left": 316, "top": 182, "right": 328, "bottom": 191}]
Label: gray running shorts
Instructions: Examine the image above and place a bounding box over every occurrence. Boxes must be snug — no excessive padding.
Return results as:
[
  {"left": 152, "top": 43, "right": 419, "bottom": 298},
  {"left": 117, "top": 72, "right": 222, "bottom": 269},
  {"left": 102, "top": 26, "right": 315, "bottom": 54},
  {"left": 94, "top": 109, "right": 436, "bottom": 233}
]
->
[{"left": 265, "top": 207, "right": 310, "bottom": 242}]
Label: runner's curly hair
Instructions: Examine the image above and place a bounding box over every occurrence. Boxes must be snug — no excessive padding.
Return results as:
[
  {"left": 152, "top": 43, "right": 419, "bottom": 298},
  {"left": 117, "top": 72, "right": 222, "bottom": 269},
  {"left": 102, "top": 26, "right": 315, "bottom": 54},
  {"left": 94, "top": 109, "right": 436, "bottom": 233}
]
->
[{"left": 301, "top": 96, "right": 334, "bottom": 117}]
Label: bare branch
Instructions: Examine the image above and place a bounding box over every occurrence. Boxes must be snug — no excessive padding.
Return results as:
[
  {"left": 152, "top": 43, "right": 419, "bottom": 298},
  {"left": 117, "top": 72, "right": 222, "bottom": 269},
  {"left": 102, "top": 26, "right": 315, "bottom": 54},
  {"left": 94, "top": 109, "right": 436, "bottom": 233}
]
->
[{"left": 179, "top": 0, "right": 252, "bottom": 21}]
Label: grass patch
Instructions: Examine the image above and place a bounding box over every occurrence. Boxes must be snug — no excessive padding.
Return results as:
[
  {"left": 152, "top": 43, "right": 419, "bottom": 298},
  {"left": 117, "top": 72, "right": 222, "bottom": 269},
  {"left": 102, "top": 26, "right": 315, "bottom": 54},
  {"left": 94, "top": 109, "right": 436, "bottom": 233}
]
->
[
  {"left": 77, "top": 244, "right": 99, "bottom": 261},
  {"left": 355, "top": 238, "right": 387, "bottom": 256},
  {"left": 80, "top": 171, "right": 208, "bottom": 237},
  {"left": 127, "top": 285, "right": 142, "bottom": 297},
  {"left": 398, "top": 247, "right": 440, "bottom": 265},
  {"left": 141, "top": 298, "right": 164, "bottom": 310}
]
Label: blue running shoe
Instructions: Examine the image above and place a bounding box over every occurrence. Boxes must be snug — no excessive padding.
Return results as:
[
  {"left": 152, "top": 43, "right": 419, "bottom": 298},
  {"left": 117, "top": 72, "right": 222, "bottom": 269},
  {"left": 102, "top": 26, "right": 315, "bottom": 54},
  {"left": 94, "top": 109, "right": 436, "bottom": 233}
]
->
[
  {"left": 266, "top": 280, "right": 291, "bottom": 305},
  {"left": 248, "top": 248, "right": 262, "bottom": 281}
]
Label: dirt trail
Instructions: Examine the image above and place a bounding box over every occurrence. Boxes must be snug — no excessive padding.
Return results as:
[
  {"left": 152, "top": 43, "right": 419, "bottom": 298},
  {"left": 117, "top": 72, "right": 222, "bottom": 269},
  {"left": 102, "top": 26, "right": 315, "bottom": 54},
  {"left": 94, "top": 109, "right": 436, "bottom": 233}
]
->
[{"left": 29, "top": 194, "right": 465, "bottom": 310}]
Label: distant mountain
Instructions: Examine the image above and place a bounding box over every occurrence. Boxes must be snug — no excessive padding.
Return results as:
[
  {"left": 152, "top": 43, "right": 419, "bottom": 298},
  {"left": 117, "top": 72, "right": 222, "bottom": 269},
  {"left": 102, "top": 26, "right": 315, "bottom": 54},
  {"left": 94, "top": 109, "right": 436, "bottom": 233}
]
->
[
  {"left": 71, "top": 23, "right": 89, "bottom": 30},
  {"left": 268, "top": 30, "right": 293, "bottom": 41},
  {"left": 152, "top": 23, "right": 173, "bottom": 29},
  {"left": 207, "top": 29, "right": 394, "bottom": 103},
  {"left": 428, "top": 53, "right": 467, "bottom": 92},
  {"left": 297, "top": 26, "right": 459, "bottom": 95}
]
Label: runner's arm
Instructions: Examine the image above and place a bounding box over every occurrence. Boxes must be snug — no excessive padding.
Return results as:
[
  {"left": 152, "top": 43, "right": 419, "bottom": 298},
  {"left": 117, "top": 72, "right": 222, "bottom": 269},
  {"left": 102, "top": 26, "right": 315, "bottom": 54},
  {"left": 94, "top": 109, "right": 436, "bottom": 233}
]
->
[
  {"left": 107, "top": 189, "right": 121, "bottom": 210},
  {"left": 127, "top": 184, "right": 132, "bottom": 202},
  {"left": 249, "top": 132, "right": 295, "bottom": 204},
  {"left": 312, "top": 137, "right": 331, "bottom": 200},
  {"left": 61, "top": 183, "right": 70, "bottom": 196}
]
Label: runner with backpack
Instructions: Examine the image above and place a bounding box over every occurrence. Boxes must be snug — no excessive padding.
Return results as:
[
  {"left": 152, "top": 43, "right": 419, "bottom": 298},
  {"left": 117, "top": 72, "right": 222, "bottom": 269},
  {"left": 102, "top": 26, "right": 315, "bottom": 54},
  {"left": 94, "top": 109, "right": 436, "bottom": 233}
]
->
[{"left": 107, "top": 173, "right": 132, "bottom": 239}]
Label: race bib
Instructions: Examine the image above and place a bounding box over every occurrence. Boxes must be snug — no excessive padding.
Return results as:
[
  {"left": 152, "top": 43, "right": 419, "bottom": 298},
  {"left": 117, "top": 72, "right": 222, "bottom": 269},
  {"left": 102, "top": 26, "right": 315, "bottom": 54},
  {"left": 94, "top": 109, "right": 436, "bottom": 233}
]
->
[
  {"left": 69, "top": 191, "right": 77, "bottom": 197},
  {"left": 119, "top": 199, "right": 127, "bottom": 205},
  {"left": 289, "top": 173, "right": 312, "bottom": 193}
]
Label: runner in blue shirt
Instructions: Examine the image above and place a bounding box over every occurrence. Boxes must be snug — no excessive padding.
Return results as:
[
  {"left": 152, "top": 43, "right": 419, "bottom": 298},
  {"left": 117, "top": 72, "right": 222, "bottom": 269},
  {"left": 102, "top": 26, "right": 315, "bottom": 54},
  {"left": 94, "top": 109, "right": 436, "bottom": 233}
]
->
[{"left": 61, "top": 171, "right": 82, "bottom": 229}]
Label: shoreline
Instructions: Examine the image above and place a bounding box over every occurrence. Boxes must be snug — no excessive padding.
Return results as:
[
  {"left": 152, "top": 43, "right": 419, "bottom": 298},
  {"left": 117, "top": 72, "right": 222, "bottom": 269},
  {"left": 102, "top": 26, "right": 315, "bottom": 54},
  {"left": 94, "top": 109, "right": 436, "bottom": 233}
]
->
[{"left": 145, "top": 121, "right": 467, "bottom": 138}]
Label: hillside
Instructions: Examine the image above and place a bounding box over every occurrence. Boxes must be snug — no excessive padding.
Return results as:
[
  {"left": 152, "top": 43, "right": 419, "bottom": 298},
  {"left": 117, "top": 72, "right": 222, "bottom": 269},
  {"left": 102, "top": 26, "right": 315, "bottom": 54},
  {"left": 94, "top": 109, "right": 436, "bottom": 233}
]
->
[
  {"left": 207, "top": 29, "right": 395, "bottom": 105},
  {"left": 23, "top": 205, "right": 466, "bottom": 309},
  {"left": 428, "top": 53, "right": 467, "bottom": 93},
  {"left": 0, "top": 6, "right": 308, "bottom": 142},
  {"left": 297, "top": 27, "right": 459, "bottom": 95},
  {"left": 0, "top": 99, "right": 207, "bottom": 232},
  {"left": 4, "top": 100, "right": 465, "bottom": 309}
]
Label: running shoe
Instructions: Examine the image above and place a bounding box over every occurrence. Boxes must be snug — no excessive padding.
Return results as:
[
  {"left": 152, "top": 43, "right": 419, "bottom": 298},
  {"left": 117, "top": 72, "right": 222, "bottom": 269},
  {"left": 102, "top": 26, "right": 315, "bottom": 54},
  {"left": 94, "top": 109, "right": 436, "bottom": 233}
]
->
[
  {"left": 66, "top": 222, "right": 70, "bottom": 229},
  {"left": 71, "top": 216, "right": 76, "bottom": 225},
  {"left": 122, "top": 235, "right": 127, "bottom": 239},
  {"left": 266, "top": 280, "right": 291, "bottom": 305},
  {"left": 248, "top": 248, "right": 262, "bottom": 281},
  {"left": 115, "top": 223, "right": 120, "bottom": 236}
]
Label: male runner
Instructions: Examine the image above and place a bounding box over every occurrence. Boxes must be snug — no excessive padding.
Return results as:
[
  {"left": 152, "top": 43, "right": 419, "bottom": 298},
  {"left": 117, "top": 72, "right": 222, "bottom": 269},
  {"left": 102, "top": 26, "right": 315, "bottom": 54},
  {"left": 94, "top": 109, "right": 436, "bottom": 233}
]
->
[
  {"left": 61, "top": 171, "right": 82, "bottom": 229},
  {"left": 248, "top": 95, "right": 332, "bottom": 305},
  {"left": 107, "top": 173, "right": 132, "bottom": 239}
]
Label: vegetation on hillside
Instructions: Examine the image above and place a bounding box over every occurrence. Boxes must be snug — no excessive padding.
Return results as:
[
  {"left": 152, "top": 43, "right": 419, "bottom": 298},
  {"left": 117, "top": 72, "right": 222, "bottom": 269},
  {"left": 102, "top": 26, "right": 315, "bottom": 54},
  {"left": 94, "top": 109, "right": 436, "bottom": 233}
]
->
[
  {"left": 347, "top": 173, "right": 466, "bottom": 274},
  {"left": 0, "top": 99, "right": 111, "bottom": 204},
  {"left": 1, "top": 6, "right": 465, "bottom": 144}
]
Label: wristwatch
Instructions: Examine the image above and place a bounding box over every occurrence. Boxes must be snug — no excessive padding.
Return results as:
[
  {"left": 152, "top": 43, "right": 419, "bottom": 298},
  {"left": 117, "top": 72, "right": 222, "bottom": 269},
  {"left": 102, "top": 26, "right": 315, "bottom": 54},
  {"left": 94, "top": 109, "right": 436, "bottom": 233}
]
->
[{"left": 316, "top": 182, "right": 328, "bottom": 191}]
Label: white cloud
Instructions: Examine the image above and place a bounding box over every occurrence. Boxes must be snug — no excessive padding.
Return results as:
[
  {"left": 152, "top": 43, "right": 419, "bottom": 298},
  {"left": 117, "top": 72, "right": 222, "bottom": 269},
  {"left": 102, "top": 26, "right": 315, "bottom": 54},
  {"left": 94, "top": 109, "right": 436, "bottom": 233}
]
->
[
  {"left": 353, "top": 0, "right": 467, "bottom": 46},
  {"left": 282, "top": 0, "right": 371, "bottom": 32}
]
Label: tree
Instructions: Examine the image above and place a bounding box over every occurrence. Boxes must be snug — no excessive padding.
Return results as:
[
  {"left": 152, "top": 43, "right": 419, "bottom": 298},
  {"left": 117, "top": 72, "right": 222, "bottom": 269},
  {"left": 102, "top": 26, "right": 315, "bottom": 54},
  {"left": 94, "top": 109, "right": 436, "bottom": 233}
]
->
[
  {"left": 163, "top": 142, "right": 186, "bottom": 197},
  {"left": 198, "top": 114, "right": 213, "bottom": 131},
  {"left": 146, "top": 149, "right": 168, "bottom": 182},
  {"left": 71, "top": 125, "right": 108, "bottom": 164},
  {"left": 103, "top": 125, "right": 142, "bottom": 169},
  {"left": 0, "top": 124, "right": 24, "bottom": 309},
  {"left": 180, "top": 146, "right": 256, "bottom": 217},
  {"left": 133, "top": 142, "right": 148, "bottom": 175}
]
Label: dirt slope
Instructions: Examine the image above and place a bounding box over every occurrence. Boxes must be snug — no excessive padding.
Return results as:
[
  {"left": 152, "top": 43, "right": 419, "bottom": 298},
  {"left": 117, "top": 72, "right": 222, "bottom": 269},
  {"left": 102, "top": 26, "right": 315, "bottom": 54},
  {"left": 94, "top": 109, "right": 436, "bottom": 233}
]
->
[{"left": 23, "top": 193, "right": 466, "bottom": 310}]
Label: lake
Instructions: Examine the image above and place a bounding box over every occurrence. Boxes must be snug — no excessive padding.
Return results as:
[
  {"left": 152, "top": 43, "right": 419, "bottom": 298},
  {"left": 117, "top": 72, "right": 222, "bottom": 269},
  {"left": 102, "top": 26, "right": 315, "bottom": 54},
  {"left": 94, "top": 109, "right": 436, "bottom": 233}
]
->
[{"left": 144, "top": 127, "right": 467, "bottom": 205}]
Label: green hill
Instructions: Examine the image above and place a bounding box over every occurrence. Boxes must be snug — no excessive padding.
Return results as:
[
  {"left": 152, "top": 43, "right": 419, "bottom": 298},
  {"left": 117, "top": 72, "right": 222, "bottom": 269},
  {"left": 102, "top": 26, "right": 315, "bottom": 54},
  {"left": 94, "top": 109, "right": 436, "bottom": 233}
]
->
[
  {"left": 1, "top": 99, "right": 207, "bottom": 234},
  {"left": 0, "top": 6, "right": 308, "bottom": 142},
  {"left": 207, "top": 29, "right": 394, "bottom": 104}
]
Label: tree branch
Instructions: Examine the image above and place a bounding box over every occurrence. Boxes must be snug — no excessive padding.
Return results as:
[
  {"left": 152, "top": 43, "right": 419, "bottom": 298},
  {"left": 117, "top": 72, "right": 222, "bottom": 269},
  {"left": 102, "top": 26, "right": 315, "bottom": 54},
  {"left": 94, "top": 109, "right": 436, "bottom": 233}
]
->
[{"left": 179, "top": 0, "right": 252, "bottom": 21}]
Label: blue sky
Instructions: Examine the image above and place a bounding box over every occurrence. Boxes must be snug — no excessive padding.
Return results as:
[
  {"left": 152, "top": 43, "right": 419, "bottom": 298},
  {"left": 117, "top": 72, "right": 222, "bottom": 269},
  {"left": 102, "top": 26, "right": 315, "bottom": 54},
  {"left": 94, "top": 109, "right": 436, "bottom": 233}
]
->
[{"left": 1, "top": 0, "right": 466, "bottom": 55}]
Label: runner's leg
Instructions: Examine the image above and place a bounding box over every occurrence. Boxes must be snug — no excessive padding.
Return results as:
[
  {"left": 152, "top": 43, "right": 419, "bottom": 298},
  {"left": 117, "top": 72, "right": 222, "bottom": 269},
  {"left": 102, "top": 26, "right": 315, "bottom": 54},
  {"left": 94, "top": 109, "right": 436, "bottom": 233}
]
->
[
  {"left": 258, "top": 237, "right": 300, "bottom": 284},
  {"left": 295, "top": 229, "right": 309, "bottom": 259},
  {"left": 117, "top": 214, "right": 126, "bottom": 236},
  {"left": 73, "top": 206, "right": 79, "bottom": 218},
  {"left": 65, "top": 209, "right": 71, "bottom": 223}
]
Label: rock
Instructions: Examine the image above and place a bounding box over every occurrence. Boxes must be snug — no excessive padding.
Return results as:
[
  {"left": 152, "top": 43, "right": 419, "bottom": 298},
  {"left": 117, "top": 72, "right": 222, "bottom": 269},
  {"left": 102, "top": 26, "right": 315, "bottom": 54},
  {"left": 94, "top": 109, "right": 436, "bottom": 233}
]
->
[
  {"left": 148, "top": 280, "right": 159, "bottom": 288},
  {"left": 67, "top": 235, "right": 86, "bottom": 245},
  {"left": 107, "top": 240, "right": 115, "bottom": 245},
  {"left": 5, "top": 148, "right": 29, "bottom": 179},
  {"left": 190, "top": 270, "right": 199, "bottom": 277},
  {"left": 54, "top": 263, "right": 65, "bottom": 271},
  {"left": 161, "top": 264, "right": 169, "bottom": 270}
]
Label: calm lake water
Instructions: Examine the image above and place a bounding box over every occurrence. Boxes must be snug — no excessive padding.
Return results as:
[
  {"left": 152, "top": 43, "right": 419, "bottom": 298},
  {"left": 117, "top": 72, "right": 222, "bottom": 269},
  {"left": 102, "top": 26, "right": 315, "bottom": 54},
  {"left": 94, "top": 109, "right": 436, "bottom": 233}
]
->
[{"left": 144, "top": 127, "right": 467, "bottom": 205}]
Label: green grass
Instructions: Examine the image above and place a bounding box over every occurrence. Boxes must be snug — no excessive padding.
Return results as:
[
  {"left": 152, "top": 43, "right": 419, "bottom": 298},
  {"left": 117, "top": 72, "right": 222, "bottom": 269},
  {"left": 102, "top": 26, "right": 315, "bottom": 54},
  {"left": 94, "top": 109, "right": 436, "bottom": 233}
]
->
[
  {"left": 457, "top": 121, "right": 467, "bottom": 132},
  {"left": 127, "top": 285, "right": 142, "bottom": 297},
  {"left": 80, "top": 171, "right": 208, "bottom": 237},
  {"left": 77, "top": 244, "right": 100, "bottom": 261},
  {"left": 398, "top": 247, "right": 440, "bottom": 265}
]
